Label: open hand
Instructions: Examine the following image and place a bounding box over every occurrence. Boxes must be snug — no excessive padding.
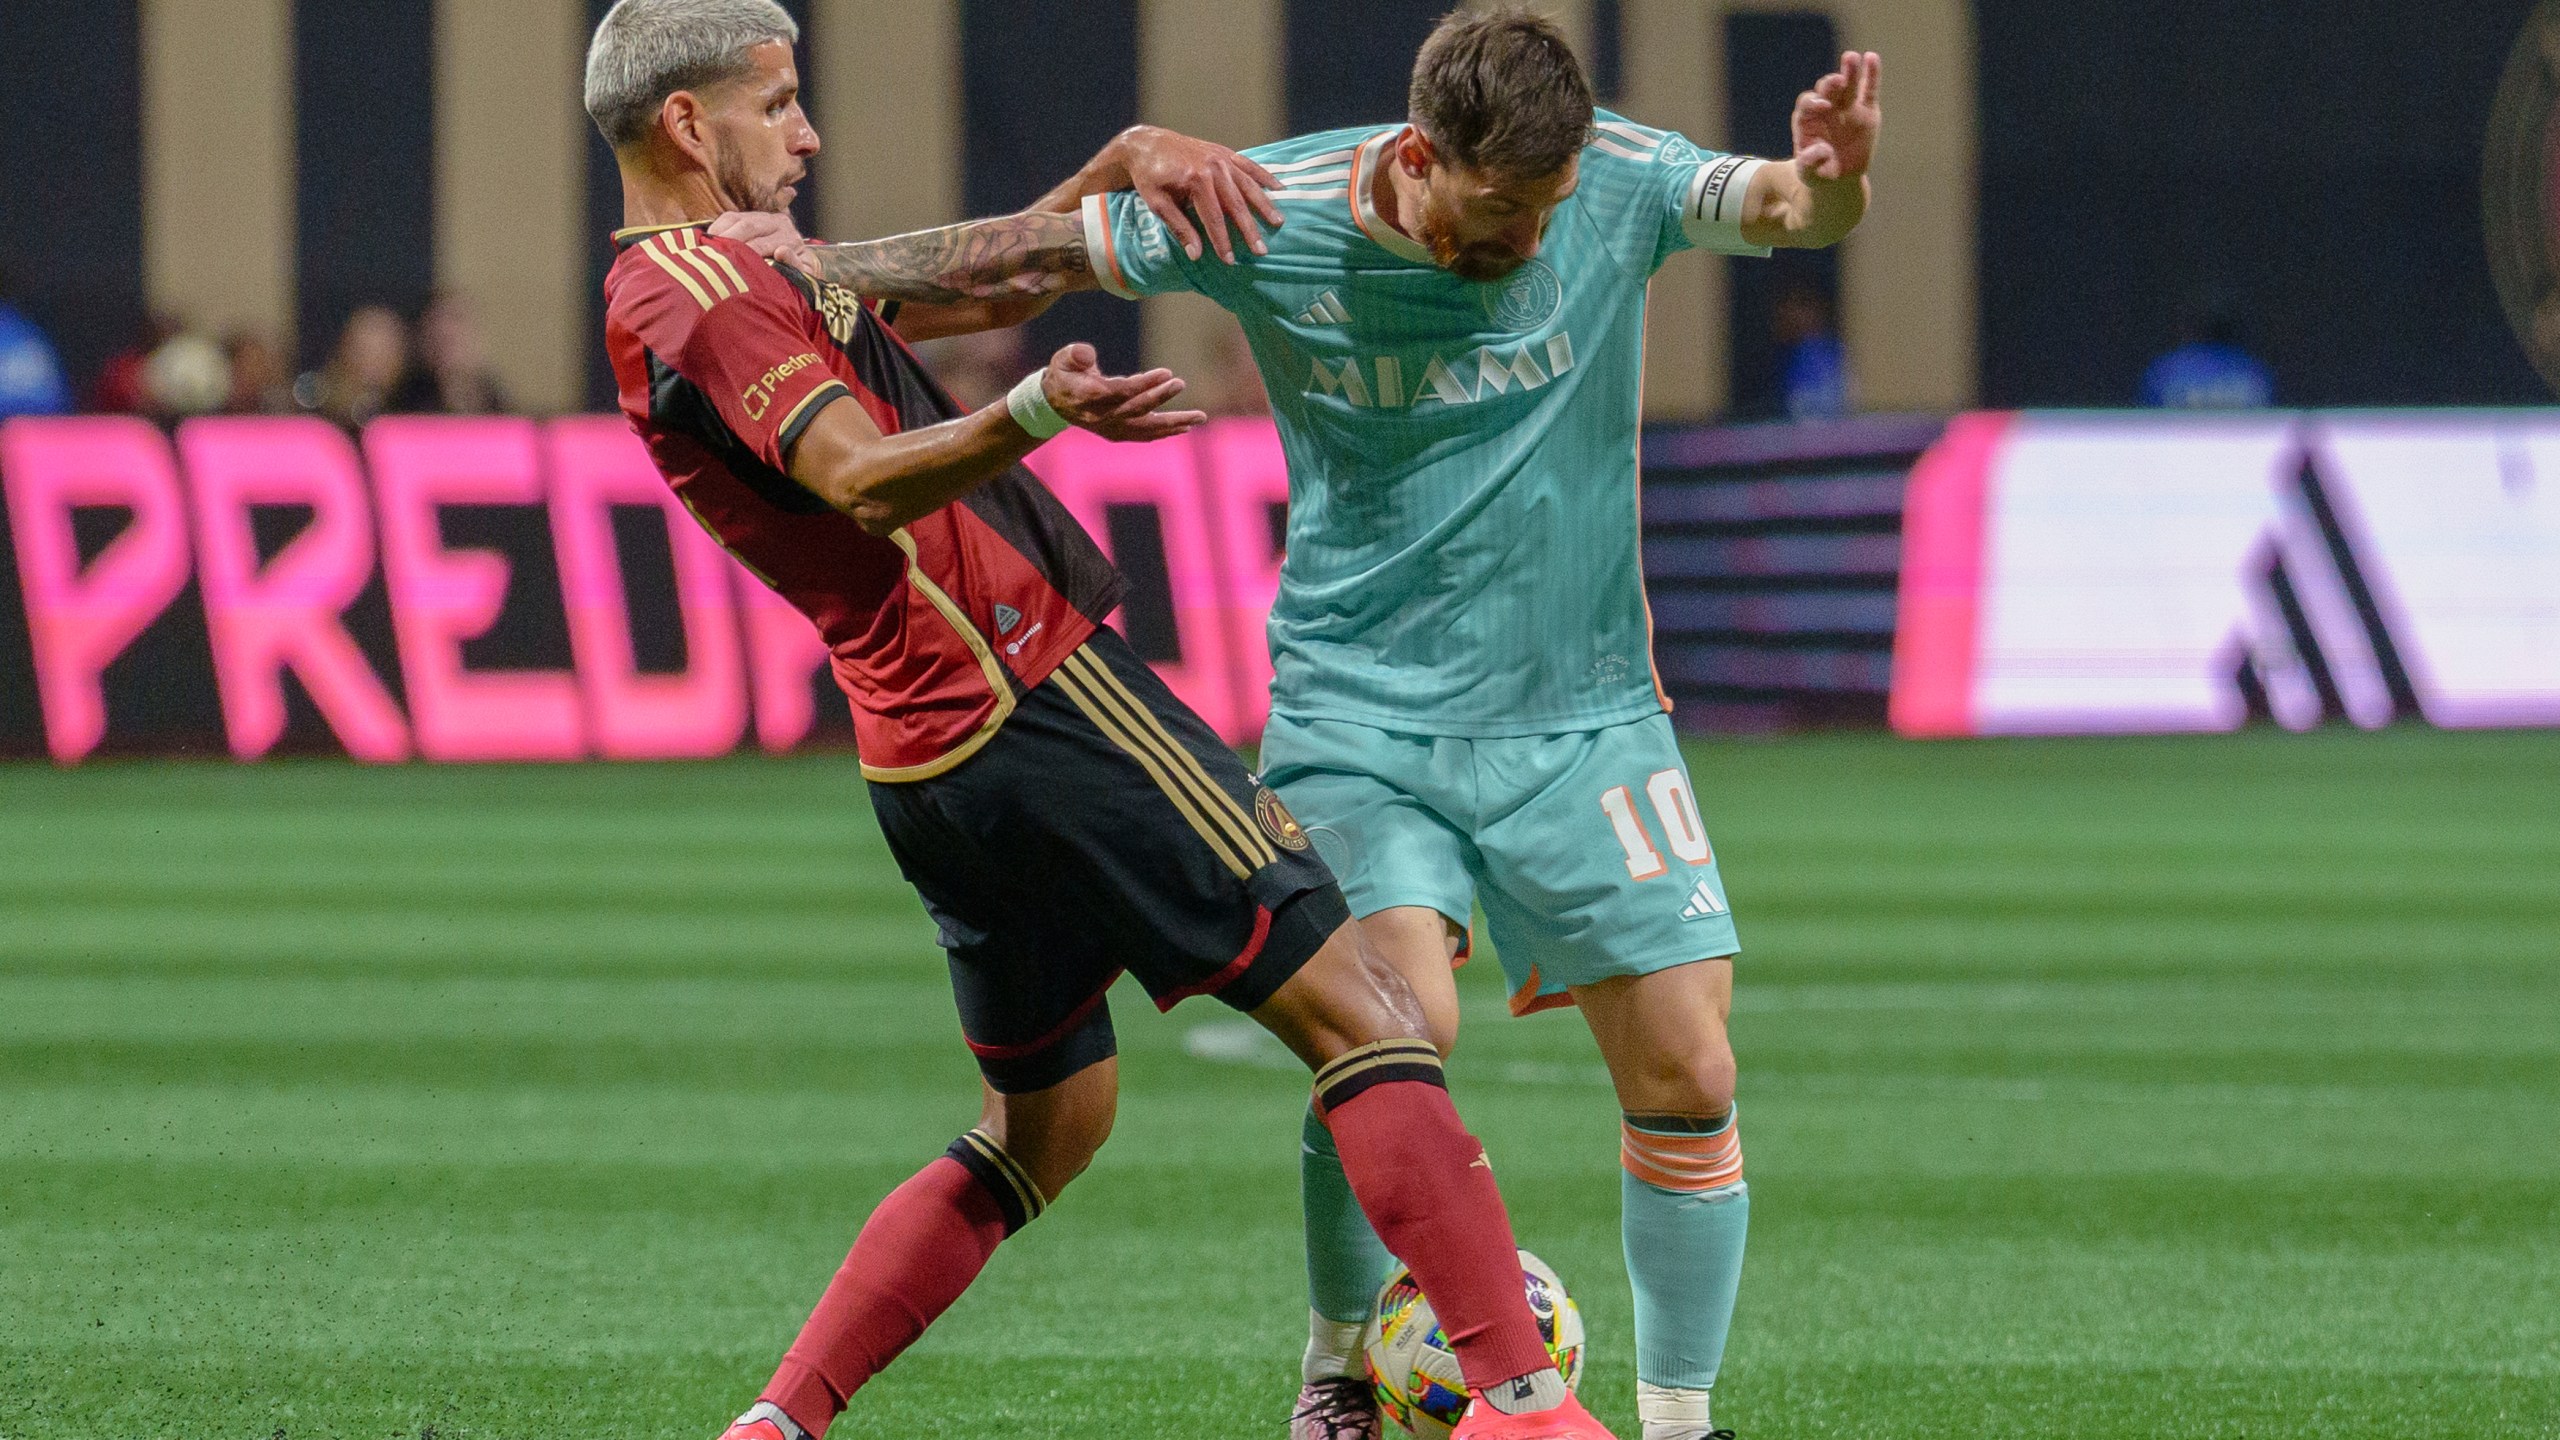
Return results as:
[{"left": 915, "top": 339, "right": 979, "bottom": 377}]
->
[
  {"left": 708, "top": 210, "right": 818, "bottom": 278},
  {"left": 1791, "top": 51, "right": 1883, "bottom": 182},
  {"left": 1113, "top": 124, "right": 1284, "bottom": 265},
  {"left": 1041, "top": 343, "right": 1208, "bottom": 442}
]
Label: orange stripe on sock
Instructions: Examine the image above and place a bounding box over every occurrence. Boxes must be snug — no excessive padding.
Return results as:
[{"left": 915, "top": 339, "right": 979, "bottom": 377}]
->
[{"left": 1621, "top": 1121, "right": 1743, "bottom": 1192}]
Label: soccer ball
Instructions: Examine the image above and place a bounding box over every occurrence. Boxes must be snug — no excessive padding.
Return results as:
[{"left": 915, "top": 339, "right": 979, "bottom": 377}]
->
[{"left": 1364, "top": 1250, "right": 1585, "bottom": 1438}]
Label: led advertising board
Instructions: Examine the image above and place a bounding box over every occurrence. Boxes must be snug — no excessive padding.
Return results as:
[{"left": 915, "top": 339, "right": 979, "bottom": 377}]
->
[{"left": 1893, "top": 412, "right": 2560, "bottom": 736}]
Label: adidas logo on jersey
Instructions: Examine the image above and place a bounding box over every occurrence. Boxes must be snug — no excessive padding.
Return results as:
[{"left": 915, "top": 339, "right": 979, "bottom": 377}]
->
[
  {"left": 1293, "top": 290, "right": 1353, "bottom": 326},
  {"left": 1678, "top": 879, "right": 1726, "bottom": 921}
]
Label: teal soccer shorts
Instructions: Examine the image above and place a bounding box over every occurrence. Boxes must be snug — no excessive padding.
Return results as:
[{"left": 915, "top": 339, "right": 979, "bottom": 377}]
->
[{"left": 1259, "top": 710, "right": 1740, "bottom": 1014}]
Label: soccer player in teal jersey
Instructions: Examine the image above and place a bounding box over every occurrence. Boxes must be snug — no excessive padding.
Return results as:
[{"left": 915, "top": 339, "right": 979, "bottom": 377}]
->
[{"left": 719, "top": 15, "right": 1879, "bottom": 1435}]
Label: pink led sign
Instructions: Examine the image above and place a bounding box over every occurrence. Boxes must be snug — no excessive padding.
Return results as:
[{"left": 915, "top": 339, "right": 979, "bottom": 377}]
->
[
  {"left": 546, "top": 417, "right": 748, "bottom": 759},
  {"left": 179, "top": 417, "right": 412, "bottom": 762},
  {"left": 1, "top": 414, "right": 1295, "bottom": 763},
  {"left": 367, "top": 417, "right": 587, "bottom": 762},
  {"left": 2, "top": 417, "right": 194, "bottom": 763}
]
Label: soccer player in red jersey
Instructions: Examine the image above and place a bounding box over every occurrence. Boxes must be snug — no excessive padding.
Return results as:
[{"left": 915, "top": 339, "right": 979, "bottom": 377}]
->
[{"left": 582, "top": 4, "right": 1620, "bottom": 1439}]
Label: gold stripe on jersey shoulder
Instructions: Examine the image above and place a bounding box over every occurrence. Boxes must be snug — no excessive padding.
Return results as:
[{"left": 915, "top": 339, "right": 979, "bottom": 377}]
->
[
  {"left": 639, "top": 236, "right": 717, "bottom": 310},
  {"left": 693, "top": 237, "right": 753, "bottom": 294},
  {"left": 663, "top": 239, "right": 738, "bottom": 300},
  {"left": 612, "top": 219, "right": 705, "bottom": 242}
]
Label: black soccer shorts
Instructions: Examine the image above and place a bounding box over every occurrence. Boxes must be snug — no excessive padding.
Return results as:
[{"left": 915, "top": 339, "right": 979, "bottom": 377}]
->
[{"left": 867, "top": 625, "right": 1350, "bottom": 1093}]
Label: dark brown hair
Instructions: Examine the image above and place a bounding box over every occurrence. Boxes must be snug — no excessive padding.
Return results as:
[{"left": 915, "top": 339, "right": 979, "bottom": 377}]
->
[{"left": 1407, "top": 6, "right": 1595, "bottom": 178}]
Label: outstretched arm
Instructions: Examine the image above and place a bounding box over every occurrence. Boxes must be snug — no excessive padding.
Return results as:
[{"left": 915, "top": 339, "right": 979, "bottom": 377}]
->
[
  {"left": 791, "top": 342, "right": 1205, "bottom": 535},
  {"left": 712, "top": 125, "right": 1280, "bottom": 339},
  {"left": 800, "top": 210, "right": 1097, "bottom": 307},
  {"left": 1740, "top": 50, "right": 1881, "bottom": 250}
]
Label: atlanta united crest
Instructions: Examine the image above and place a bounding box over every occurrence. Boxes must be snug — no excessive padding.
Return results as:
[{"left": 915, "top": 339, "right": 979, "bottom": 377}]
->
[{"left": 1255, "top": 787, "right": 1311, "bottom": 851}]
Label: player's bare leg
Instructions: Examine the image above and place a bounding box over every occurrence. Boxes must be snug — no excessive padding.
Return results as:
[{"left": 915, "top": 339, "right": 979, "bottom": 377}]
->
[
  {"left": 1289, "top": 907, "right": 1466, "bottom": 1438},
  {"left": 1361, "top": 906, "right": 1468, "bottom": 1053},
  {"left": 966, "top": 1065, "right": 1120, "bottom": 1200},
  {"left": 725, "top": 1061, "right": 1120, "bottom": 1440},
  {"left": 1255, "top": 923, "right": 1619, "bottom": 1440},
  {"left": 1573, "top": 960, "right": 1744, "bottom": 1440}
]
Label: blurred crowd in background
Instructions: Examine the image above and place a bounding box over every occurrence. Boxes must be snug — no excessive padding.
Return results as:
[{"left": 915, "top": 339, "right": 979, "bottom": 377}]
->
[
  {"left": 0, "top": 260, "right": 2280, "bottom": 430},
  {"left": 0, "top": 272, "right": 511, "bottom": 431},
  {"left": 0, "top": 259, "right": 1294, "bottom": 430}
]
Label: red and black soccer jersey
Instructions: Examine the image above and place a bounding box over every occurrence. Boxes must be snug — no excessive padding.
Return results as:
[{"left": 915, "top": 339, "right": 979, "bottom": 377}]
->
[{"left": 603, "top": 220, "right": 1122, "bottom": 780}]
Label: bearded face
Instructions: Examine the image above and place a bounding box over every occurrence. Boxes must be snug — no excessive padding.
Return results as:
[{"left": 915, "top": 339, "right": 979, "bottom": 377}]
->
[
  {"left": 715, "top": 141, "right": 801, "bottom": 215},
  {"left": 697, "top": 41, "right": 814, "bottom": 216},
  {"left": 1410, "top": 152, "right": 1578, "bottom": 283},
  {"left": 1416, "top": 195, "right": 1538, "bottom": 281}
]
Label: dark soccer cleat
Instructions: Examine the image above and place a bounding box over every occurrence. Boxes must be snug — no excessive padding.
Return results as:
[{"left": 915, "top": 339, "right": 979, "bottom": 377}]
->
[{"left": 1291, "top": 1374, "right": 1383, "bottom": 1440}]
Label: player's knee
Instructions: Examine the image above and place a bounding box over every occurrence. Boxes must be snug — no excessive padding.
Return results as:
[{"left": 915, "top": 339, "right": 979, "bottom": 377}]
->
[
  {"left": 1407, "top": 963, "right": 1461, "bottom": 1058},
  {"left": 1617, "top": 1032, "right": 1744, "bottom": 1194},
  {"left": 1623, "top": 1036, "right": 1736, "bottom": 1121},
  {"left": 981, "top": 1061, "right": 1120, "bottom": 1199},
  {"left": 1334, "top": 929, "right": 1436, "bottom": 1051},
  {"left": 1421, "top": 1004, "right": 1460, "bottom": 1061},
  {"left": 1253, "top": 924, "right": 1434, "bottom": 1068},
  {"left": 1013, "top": 1109, "right": 1113, "bottom": 1201}
]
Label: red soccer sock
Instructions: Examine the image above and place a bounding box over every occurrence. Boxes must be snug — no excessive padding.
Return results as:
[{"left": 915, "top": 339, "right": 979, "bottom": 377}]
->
[
  {"left": 1316, "top": 1041, "right": 1556, "bottom": 1393},
  {"left": 761, "top": 1133, "right": 1046, "bottom": 1438}
]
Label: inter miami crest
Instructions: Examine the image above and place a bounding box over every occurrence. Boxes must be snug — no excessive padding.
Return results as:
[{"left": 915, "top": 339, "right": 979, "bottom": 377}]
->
[
  {"left": 2485, "top": 2, "right": 2560, "bottom": 394},
  {"left": 1482, "top": 259, "right": 1563, "bottom": 332}
]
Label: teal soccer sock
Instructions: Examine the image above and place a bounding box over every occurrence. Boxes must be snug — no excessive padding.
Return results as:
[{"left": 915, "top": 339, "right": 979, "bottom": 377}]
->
[
  {"left": 1620, "top": 1110, "right": 1749, "bottom": 1392},
  {"left": 1302, "top": 1103, "right": 1398, "bottom": 1326}
]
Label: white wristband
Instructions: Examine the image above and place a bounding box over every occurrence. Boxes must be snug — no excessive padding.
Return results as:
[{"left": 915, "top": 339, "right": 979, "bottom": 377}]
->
[{"left": 1006, "top": 369, "right": 1070, "bottom": 440}]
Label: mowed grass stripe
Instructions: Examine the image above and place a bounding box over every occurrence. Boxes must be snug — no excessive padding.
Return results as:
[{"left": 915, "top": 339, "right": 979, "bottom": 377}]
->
[{"left": 2, "top": 731, "right": 2556, "bottom": 1438}]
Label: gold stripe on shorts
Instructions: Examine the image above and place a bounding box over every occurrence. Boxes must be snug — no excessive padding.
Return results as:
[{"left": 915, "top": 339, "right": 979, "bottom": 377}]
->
[
  {"left": 1059, "top": 650, "right": 1275, "bottom": 869},
  {"left": 1049, "top": 660, "right": 1256, "bottom": 879}
]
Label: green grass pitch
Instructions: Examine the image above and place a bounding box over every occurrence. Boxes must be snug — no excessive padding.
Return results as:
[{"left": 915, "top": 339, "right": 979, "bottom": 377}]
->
[{"left": 2, "top": 729, "right": 2556, "bottom": 1439}]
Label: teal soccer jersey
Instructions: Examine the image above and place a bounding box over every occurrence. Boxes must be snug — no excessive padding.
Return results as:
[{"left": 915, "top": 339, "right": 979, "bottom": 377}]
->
[{"left": 1079, "top": 113, "right": 1767, "bottom": 736}]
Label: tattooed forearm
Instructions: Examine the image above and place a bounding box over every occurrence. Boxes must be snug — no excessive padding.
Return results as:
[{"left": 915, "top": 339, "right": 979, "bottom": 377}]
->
[{"left": 810, "top": 212, "right": 1092, "bottom": 303}]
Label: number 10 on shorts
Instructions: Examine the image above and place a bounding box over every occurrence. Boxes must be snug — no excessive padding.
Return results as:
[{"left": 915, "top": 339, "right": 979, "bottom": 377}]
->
[{"left": 1600, "top": 769, "right": 1713, "bottom": 880}]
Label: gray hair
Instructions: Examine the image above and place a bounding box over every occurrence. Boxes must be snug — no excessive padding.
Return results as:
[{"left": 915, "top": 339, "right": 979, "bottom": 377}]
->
[{"left": 583, "top": 0, "right": 800, "bottom": 149}]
